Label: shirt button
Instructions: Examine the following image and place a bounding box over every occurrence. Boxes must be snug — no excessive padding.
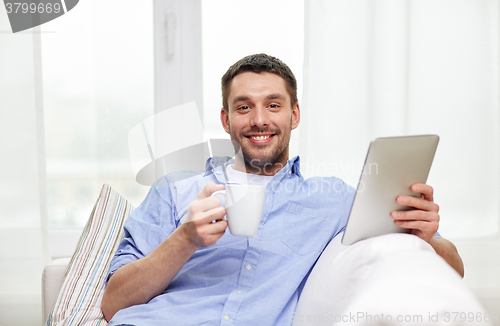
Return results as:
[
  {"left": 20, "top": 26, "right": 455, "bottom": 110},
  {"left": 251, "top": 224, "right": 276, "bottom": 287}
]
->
[
  {"left": 224, "top": 315, "right": 230, "bottom": 321},
  {"left": 246, "top": 264, "right": 252, "bottom": 270},
  {"left": 288, "top": 170, "right": 291, "bottom": 174},
  {"left": 253, "top": 234, "right": 257, "bottom": 238},
  {"left": 237, "top": 290, "right": 242, "bottom": 294}
]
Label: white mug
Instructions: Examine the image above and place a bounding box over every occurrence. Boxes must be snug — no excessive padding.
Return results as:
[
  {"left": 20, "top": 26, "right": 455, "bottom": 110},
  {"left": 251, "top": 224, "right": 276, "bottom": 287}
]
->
[{"left": 212, "top": 184, "right": 266, "bottom": 236}]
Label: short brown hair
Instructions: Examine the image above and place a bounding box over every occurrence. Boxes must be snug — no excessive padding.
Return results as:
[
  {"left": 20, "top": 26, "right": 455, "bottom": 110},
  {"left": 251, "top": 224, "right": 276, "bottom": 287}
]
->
[{"left": 221, "top": 53, "right": 298, "bottom": 111}]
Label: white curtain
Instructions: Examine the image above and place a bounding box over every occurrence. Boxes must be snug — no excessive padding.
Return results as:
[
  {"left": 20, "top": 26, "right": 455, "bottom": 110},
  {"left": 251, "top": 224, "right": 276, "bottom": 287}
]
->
[
  {"left": 0, "top": 13, "right": 50, "bottom": 326},
  {"left": 302, "top": 0, "right": 499, "bottom": 309}
]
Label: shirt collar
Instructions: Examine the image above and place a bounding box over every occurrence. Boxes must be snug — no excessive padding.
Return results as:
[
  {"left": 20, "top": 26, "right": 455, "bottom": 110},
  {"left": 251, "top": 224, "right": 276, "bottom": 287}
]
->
[
  {"left": 204, "top": 155, "right": 303, "bottom": 182},
  {"left": 289, "top": 155, "right": 302, "bottom": 177}
]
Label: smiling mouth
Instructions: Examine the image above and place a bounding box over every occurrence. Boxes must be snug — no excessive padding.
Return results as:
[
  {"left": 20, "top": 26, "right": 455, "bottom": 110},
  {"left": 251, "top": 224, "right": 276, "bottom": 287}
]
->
[
  {"left": 245, "top": 133, "right": 275, "bottom": 144},
  {"left": 251, "top": 135, "right": 270, "bottom": 140}
]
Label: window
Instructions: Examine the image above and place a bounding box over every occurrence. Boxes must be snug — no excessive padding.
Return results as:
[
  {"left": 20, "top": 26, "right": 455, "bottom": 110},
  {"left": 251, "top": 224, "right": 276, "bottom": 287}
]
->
[
  {"left": 41, "top": 0, "right": 303, "bottom": 250},
  {"left": 41, "top": 0, "right": 154, "bottom": 229},
  {"left": 201, "top": 0, "right": 304, "bottom": 149}
]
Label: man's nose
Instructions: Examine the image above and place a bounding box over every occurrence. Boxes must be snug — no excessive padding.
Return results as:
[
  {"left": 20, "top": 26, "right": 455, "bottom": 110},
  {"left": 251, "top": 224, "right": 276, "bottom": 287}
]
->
[{"left": 250, "top": 106, "right": 269, "bottom": 128}]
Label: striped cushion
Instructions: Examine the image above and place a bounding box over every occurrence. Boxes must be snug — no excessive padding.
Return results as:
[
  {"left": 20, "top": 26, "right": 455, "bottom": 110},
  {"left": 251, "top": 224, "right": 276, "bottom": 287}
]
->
[{"left": 46, "top": 184, "right": 134, "bottom": 326}]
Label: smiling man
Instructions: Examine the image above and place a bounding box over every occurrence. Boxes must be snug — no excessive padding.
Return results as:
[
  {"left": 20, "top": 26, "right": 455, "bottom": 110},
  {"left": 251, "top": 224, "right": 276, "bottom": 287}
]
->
[
  {"left": 101, "top": 54, "right": 463, "bottom": 325},
  {"left": 221, "top": 68, "right": 300, "bottom": 176}
]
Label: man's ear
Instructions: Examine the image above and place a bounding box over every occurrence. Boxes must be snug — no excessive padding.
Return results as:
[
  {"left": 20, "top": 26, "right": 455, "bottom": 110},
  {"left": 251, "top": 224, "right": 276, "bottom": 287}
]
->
[
  {"left": 291, "top": 103, "right": 300, "bottom": 130},
  {"left": 221, "top": 108, "right": 231, "bottom": 134}
]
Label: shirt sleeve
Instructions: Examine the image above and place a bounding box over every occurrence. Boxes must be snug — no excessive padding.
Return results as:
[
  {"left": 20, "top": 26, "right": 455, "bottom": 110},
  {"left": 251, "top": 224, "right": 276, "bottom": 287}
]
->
[{"left": 106, "top": 177, "right": 179, "bottom": 283}]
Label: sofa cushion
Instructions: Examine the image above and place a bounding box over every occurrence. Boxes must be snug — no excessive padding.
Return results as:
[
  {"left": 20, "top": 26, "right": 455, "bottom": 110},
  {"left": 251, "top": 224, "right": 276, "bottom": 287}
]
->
[{"left": 45, "top": 184, "right": 134, "bottom": 326}]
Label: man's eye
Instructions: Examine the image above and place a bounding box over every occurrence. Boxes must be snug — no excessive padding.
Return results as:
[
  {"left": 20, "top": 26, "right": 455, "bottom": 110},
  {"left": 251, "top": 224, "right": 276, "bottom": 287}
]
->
[
  {"left": 238, "top": 106, "right": 250, "bottom": 110},
  {"left": 269, "top": 104, "right": 279, "bottom": 109}
]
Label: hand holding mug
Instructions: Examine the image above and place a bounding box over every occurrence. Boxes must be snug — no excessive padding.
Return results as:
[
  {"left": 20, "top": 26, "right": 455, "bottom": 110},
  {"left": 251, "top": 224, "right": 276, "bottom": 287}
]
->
[{"left": 180, "top": 182, "right": 228, "bottom": 248}]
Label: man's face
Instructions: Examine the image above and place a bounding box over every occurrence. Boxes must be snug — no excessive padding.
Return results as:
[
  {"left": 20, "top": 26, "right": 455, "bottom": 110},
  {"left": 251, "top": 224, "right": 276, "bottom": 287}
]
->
[{"left": 220, "top": 72, "right": 300, "bottom": 173}]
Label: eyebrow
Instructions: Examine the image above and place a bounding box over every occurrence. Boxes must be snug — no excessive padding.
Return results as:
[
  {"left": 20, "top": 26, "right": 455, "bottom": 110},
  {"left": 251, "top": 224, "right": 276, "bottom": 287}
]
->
[
  {"left": 231, "top": 93, "right": 287, "bottom": 105},
  {"left": 232, "top": 95, "right": 250, "bottom": 105},
  {"left": 266, "top": 93, "right": 287, "bottom": 101}
]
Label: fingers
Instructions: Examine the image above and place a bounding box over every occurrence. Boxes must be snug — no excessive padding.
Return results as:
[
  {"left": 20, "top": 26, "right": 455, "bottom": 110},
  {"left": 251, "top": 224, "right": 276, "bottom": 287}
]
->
[
  {"left": 395, "top": 195, "right": 439, "bottom": 213},
  {"left": 392, "top": 209, "right": 439, "bottom": 225},
  {"left": 201, "top": 206, "right": 227, "bottom": 224},
  {"left": 180, "top": 182, "right": 228, "bottom": 248},
  {"left": 394, "top": 218, "right": 438, "bottom": 232},
  {"left": 411, "top": 183, "right": 434, "bottom": 201},
  {"left": 209, "top": 218, "right": 228, "bottom": 235},
  {"left": 197, "top": 182, "right": 224, "bottom": 200},
  {"left": 185, "top": 199, "right": 226, "bottom": 223},
  {"left": 392, "top": 210, "right": 439, "bottom": 243},
  {"left": 178, "top": 218, "right": 228, "bottom": 248},
  {"left": 398, "top": 220, "right": 438, "bottom": 243},
  {"left": 391, "top": 183, "right": 440, "bottom": 243},
  {"left": 180, "top": 205, "right": 227, "bottom": 248},
  {"left": 190, "top": 212, "right": 228, "bottom": 247},
  {"left": 186, "top": 182, "right": 226, "bottom": 223},
  {"left": 192, "top": 215, "right": 228, "bottom": 238},
  {"left": 190, "top": 196, "right": 223, "bottom": 217}
]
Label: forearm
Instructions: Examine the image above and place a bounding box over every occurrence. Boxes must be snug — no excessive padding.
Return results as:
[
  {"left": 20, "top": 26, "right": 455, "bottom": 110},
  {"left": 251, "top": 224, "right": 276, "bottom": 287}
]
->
[
  {"left": 101, "top": 228, "right": 198, "bottom": 321},
  {"left": 429, "top": 237, "right": 464, "bottom": 278}
]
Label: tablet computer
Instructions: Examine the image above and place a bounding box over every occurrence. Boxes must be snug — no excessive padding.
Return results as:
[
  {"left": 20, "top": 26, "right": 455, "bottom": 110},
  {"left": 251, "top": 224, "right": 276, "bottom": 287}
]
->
[{"left": 341, "top": 135, "right": 439, "bottom": 245}]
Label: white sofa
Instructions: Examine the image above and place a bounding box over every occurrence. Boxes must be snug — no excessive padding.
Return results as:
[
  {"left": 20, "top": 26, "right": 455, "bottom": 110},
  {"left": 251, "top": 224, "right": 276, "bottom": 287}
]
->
[{"left": 42, "top": 257, "right": 71, "bottom": 324}]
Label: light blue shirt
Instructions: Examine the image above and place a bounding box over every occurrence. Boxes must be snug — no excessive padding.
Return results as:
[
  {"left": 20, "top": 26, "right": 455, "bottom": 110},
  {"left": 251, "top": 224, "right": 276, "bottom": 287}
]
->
[{"left": 107, "top": 156, "right": 355, "bottom": 326}]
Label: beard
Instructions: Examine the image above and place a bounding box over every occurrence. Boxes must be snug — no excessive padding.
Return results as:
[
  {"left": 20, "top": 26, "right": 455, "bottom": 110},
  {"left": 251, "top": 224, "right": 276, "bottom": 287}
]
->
[{"left": 229, "top": 119, "right": 292, "bottom": 173}]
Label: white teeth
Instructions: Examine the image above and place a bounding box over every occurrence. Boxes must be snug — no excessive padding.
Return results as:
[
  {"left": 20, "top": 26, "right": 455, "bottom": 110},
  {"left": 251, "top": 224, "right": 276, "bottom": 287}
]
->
[{"left": 252, "top": 135, "right": 270, "bottom": 140}]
